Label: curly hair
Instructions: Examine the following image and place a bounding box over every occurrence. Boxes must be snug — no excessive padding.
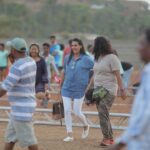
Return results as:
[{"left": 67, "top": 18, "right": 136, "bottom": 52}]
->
[{"left": 93, "top": 36, "right": 113, "bottom": 61}]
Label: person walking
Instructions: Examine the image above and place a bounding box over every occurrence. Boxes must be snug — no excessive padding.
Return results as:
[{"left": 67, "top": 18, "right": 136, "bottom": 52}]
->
[
  {"left": 29, "top": 43, "right": 49, "bottom": 107},
  {"left": 42, "top": 43, "right": 59, "bottom": 83},
  {"left": 0, "top": 38, "right": 38, "bottom": 150},
  {"left": 108, "top": 29, "right": 150, "bottom": 150},
  {"left": 87, "top": 36, "right": 126, "bottom": 147},
  {"left": 49, "top": 35, "right": 61, "bottom": 68},
  {"left": 61, "top": 38, "right": 94, "bottom": 142}
]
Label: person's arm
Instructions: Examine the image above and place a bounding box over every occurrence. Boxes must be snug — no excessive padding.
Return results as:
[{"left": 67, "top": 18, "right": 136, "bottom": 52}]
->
[
  {"left": 51, "top": 59, "right": 60, "bottom": 76},
  {"left": 60, "top": 71, "right": 65, "bottom": 88},
  {"left": 114, "top": 70, "right": 126, "bottom": 100},
  {"left": 41, "top": 59, "right": 49, "bottom": 90},
  {"left": 8, "top": 53, "right": 15, "bottom": 64},
  {"left": 84, "top": 56, "right": 94, "bottom": 91},
  {"left": 0, "top": 65, "right": 21, "bottom": 97},
  {"left": 0, "top": 87, "right": 7, "bottom": 97},
  {"left": 110, "top": 55, "right": 126, "bottom": 100},
  {"left": 86, "top": 75, "right": 94, "bottom": 91}
]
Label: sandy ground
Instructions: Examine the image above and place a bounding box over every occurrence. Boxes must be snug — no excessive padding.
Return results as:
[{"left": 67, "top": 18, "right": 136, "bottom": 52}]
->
[
  {"left": 0, "top": 123, "right": 123, "bottom": 150},
  {"left": 0, "top": 95, "right": 131, "bottom": 150}
]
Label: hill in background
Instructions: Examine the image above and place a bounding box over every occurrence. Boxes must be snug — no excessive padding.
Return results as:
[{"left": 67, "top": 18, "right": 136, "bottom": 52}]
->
[{"left": 0, "top": 0, "right": 149, "bottom": 39}]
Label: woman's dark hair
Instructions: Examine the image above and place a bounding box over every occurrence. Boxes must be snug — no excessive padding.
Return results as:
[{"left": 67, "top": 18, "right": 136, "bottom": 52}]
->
[
  {"left": 43, "top": 43, "right": 50, "bottom": 48},
  {"left": 29, "top": 43, "right": 40, "bottom": 57},
  {"left": 68, "top": 38, "right": 86, "bottom": 64},
  {"left": 93, "top": 36, "right": 113, "bottom": 61}
]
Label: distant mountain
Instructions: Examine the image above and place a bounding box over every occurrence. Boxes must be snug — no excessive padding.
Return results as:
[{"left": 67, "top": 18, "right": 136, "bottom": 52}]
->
[{"left": 1, "top": 0, "right": 46, "bottom": 12}]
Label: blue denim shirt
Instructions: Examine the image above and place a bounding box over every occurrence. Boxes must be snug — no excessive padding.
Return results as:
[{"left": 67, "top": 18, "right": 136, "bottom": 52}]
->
[{"left": 61, "top": 54, "right": 94, "bottom": 99}]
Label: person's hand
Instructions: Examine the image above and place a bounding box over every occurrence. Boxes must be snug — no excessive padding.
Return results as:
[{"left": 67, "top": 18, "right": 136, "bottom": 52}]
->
[
  {"left": 120, "top": 89, "right": 126, "bottom": 100},
  {"left": 107, "top": 143, "right": 125, "bottom": 150},
  {"left": 8, "top": 54, "right": 15, "bottom": 64},
  {"left": 85, "top": 98, "right": 90, "bottom": 106},
  {"left": 118, "top": 88, "right": 126, "bottom": 100}
]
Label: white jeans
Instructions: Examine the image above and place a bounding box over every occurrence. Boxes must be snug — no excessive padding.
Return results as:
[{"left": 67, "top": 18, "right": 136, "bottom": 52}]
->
[{"left": 62, "top": 96, "right": 88, "bottom": 133}]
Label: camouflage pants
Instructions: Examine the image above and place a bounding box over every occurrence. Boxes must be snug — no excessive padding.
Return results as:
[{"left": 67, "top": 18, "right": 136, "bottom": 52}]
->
[{"left": 96, "top": 92, "right": 115, "bottom": 139}]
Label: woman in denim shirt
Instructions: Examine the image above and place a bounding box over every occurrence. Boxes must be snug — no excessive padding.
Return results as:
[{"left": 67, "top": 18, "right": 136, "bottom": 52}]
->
[{"left": 61, "top": 38, "right": 94, "bottom": 142}]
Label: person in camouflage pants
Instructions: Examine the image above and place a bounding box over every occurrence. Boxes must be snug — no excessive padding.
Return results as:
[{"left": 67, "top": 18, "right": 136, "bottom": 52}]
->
[
  {"left": 96, "top": 92, "right": 115, "bottom": 140},
  {"left": 89, "top": 36, "right": 126, "bottom": 147}
]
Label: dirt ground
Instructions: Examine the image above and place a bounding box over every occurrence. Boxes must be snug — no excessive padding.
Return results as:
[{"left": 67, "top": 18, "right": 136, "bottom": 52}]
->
[
  {"left": 0, "top": 93, "right": 131, "bottom": 150},
  {"left": 0, "top": 123, "right": 123, "bottom": 150},
  {"left": 0, "top": 95, "right": 131, "bottom": 150}
]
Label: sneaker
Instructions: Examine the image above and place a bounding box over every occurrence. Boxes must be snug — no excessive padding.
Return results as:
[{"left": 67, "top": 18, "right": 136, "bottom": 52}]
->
[
  {"left": 82, "top": 125, "right": 90, "bottom": 139},
  {"left": 63, "top": 137, "right": 74, "bottom": 142},
  {"left": 100, "top": 139, "right": 114, "bottom": 147}
]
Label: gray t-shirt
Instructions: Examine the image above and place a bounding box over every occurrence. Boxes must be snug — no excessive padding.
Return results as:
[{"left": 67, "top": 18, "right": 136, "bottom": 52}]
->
[{"left": 93, "top": 54, "right": 120, "bottom": 96}]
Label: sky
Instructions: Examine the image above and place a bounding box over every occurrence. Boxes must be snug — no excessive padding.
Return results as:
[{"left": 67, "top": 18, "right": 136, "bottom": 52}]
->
[
  {"left": 129, "top": 0, "right": 150, "bottom": 4},
  {"left": 140, "top": 0, "right": 150, "bottom": 4}
]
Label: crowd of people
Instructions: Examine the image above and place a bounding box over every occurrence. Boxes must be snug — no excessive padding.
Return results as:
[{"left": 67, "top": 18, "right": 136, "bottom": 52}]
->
[{"left": 0, "top": 28, "right": 150, "bottom": 150}]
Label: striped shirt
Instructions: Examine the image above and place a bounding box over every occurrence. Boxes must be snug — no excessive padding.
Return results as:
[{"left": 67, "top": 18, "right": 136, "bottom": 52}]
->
[
  {"left": 2, "top": 56, "right": 37, "bottom": 121},
  {"left": 117, "top": 63, "right": 150, "bottom": 150}
]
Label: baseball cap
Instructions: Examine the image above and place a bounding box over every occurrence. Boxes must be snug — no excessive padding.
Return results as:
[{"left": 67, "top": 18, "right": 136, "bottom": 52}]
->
[{"left": 6, "top": 38, "right": 28, "bottom": 52}]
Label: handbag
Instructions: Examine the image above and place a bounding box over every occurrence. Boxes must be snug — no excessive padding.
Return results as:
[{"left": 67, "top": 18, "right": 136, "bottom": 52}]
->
[
  {"left": 52, "top": 102, "right": 64, "bottom": 120},
  {"left": 85, "top": 88, "right": 95, "bottom": 104},
  {"left": 92, "top": 86, "right": 108, "bottom": 102}
]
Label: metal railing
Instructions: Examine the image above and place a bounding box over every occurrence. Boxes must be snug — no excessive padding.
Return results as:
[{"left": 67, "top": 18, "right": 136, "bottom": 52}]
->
[
  {"left": 0, "top": 83, "right": 134, "bottom": 130},
  {"left": 0, "top": 106, "right": 130, "bottom": 130}
]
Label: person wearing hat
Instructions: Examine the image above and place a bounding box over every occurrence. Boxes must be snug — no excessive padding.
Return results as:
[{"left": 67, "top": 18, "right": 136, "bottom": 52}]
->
[{"left": 0, "top": 38, "right": 39, "bottom": 150}]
